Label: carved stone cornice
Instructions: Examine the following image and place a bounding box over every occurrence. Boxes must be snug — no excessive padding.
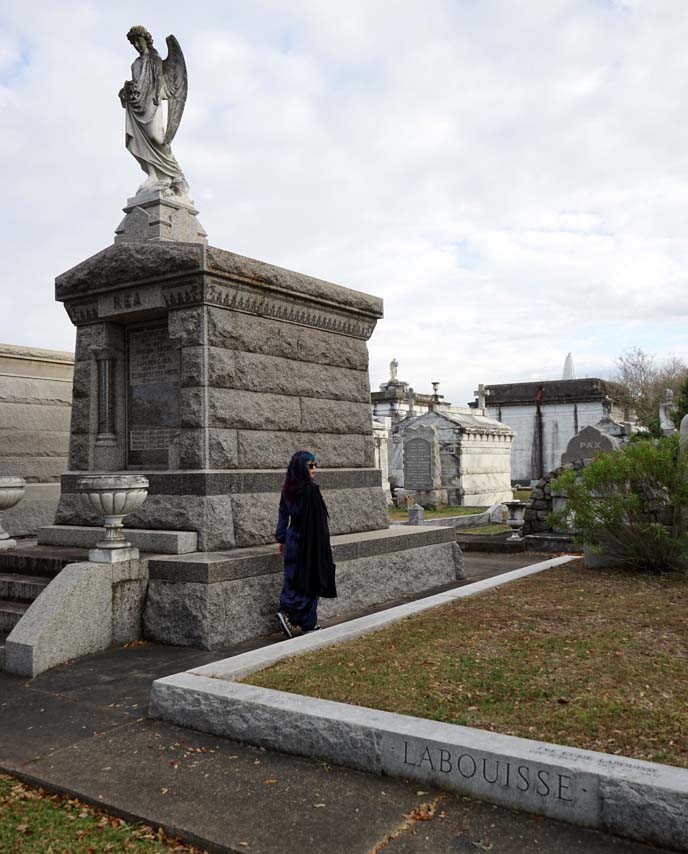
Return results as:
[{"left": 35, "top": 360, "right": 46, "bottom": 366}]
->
[{"left": 56, "top": 242, "right": 382, "bottom": 339}]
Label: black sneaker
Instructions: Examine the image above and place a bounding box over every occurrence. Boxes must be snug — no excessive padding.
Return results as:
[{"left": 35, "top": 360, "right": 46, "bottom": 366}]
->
[
  {"left": 302, "top": 624, "right": 322, "bottom": 633},
  {"left": 277, "top": 611, "right": 294, "bottom": 639}
]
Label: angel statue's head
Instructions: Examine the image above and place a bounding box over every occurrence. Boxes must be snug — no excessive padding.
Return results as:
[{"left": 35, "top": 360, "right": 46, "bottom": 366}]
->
[{"left": 127, "top": 26, "right": 154, "bottom": 51}]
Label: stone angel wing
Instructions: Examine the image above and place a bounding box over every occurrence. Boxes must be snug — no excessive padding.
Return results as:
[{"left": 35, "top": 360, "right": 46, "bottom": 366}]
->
[{"left": 162, "top": 34, "right": 188, "bottom": 146}]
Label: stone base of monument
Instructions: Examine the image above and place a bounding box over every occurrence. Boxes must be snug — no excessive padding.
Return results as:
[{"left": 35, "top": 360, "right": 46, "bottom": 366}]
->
[
  {"left": 114, "top": 190, "right": 208, "bottom": 245},
  {"left": 88, "top": 545, "right": 140, "bottom": 563},
  {"left": 51, "top": 470, "right": 389, "bottom": 553},
  {"left": 143, "top": 526, "right": 463, "bottom": 649}
]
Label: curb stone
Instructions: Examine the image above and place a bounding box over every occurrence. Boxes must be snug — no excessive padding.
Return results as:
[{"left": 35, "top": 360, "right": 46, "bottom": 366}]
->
[{"left": 148, "top": 556, "right": 688, "bottom": 850}]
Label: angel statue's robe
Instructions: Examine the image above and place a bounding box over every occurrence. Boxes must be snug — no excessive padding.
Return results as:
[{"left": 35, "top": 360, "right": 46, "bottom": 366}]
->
[{"left": 123, "top": 51, "right": 184, "bottom": 188}]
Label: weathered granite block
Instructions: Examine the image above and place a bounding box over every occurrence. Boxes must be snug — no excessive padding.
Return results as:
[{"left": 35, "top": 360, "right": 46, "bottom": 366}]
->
[
  {"left": 69, "top": 396, "right": 91, "bottom": 435},
  {"left": 296, "top": 327, "right": 370, "bottom": 371},
  {"left": 208, "top": 428, "right": 238, "bottom": 469},
  {"left": 319, "top": 541, "right": 457, "bottom": 618},
  {"left": 206, "top": 308, "right": 299, "bottom": 360},
  {"left": 228, "top": 486, "right": 389, "bottom": 547},
  {"left": 112, "top": 578, "right": 147, "bottom": 644},
  {"left": 168, "top": 306, "right": 206, "bottom": 347},
  {"left": 237, "top": 431, "right": 366, "bottom": 469},
  {"left": 125, "top": 494, "right": 235, "bottom": 552},
  {"left": 55, "top": 492, "right": 235, "bottom": 551},
  {"left": 71, "top": 360, "right": 92, "bottom": 399},
  {"left": 143, "top": 539, "right": 458, "bottom": 649},
  {"left": 229, "top": 493, "right": 279, "bottom": 547},
  {"left": 209, "top": 388, "right": 302, "bottom": 432},
  {"left": 68, "top": 434, "right": 90, "bottom": 470},
  {"left": 300, "top": 398, "right": 372, "bottom": 434},
  {"left": 364, "top": 435, "right": 376, "bottom": 467},
  {"left": 205, "top": 305, "right": 370, "bottom": 370},
  {"left": 74, "top": 324, "right": 122, "bottom": 361},
  {"left": 207, "top": 347, "right": 237, "bottom": 387},
  {"left": 180, "top": 346, "right": 207, "bottom": 387},
  {"left": 179, "top": 429, "right": 207, "bottom": 469},
  {"left": 233, "top": 352, "right": 370, "bottom": 402},
  {"left": 144, "top": 573, "right": 283, "bottom": 648},
  {"left": 180, "top": 387, "right": 206, "bottom": 428},
  {"left": 327, "top": 487, "right": 390, "bottom": 535}
]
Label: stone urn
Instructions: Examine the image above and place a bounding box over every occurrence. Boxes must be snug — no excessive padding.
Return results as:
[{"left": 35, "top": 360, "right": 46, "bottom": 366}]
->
[
  {"left": 77, "top": 475, "right": 149, "bottom": 563},
  {"left": 0, "top": 477, "right": 26, "bottom": 549},
  {"left": 503, "top": 500, "right": 526, "bottom": 542}
]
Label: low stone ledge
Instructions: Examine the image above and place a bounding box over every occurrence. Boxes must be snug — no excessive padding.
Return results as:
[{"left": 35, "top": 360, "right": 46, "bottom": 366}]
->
[
  {"left": 152, "top": 676, "right": 688, "bottom": 850},
  {"left": 148, "top": 554, "right": 687, "bottom": 851},
  {"left": 38, "top": 525, "right": 198, "bottom": 555},
  {"left": 148, "top": 526, "right": 456, "bottom": 584},
  {"left": 58, "top": 468, "right": 383, "bottom": 496},
  {"left": 144, "top": 540, "right": 462, "bottom": 648}
]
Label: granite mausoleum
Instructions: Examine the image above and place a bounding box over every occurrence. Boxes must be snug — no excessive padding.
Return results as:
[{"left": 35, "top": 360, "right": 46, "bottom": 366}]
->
[
  {"left": 48, "top": 241, "right": 389, "bottom": 551},
  {"left": 0, "top": 27, "right": 462, "bottom": 673},
  {"left": 0, "top": 344, "right": 73, "bottom": 535}
]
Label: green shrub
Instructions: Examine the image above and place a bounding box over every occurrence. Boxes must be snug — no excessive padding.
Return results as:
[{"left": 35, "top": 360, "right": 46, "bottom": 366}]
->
[{"left": 551, "top": 435, "right": 688, "bottom": 573}]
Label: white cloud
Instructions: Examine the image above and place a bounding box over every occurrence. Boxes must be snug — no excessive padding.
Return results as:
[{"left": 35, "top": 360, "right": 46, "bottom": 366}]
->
[{"left": 1, "top": 0, "right": 688, "bottom": 405}]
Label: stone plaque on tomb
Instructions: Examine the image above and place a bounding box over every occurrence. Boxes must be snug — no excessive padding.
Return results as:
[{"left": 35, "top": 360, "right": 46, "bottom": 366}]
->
[
  {"left": 561, "top": 424, "right": 617, "bottom": 466},
  {"left": 405, "top": 438, "right": 432, "bottom": 489},
  {"left": 127, "top": 325, "right": 180, "bottom": 468}
]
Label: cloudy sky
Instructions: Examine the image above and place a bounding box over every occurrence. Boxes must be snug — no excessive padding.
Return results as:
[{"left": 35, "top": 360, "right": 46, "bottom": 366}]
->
[{"left": 2, "top": 0, "right": 688, "bottom": 406}]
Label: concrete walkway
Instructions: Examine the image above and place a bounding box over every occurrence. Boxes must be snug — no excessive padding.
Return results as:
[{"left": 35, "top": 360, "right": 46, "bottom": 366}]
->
[{"left": 0, "top": 553, "right": 674, "bottom": 854}]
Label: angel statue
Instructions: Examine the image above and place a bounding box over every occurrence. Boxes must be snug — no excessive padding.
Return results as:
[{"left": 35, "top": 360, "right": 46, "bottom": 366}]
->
[{"left": 119, "top": 26, "right": 189, "bottom": 198}]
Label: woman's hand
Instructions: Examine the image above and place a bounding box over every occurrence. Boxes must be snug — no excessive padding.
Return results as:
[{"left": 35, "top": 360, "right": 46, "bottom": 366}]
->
[{"left": 278, "top": 543, "right": 285, "bottom": 556}]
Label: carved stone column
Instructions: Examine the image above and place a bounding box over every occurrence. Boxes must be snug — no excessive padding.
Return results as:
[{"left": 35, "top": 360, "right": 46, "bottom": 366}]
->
[{"left": 96, "top": 354, "right": 117, "bottom": 446}]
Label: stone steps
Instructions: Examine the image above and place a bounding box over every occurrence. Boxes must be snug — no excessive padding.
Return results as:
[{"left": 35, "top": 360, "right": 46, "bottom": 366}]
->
[
  {"left": 0, "top": 544, "right": 87, "bottom": 578},
  {"left": 0, "top": 599, "right": 29, "bottom": 634},
  {"left": 0, "top": 573, "right": 51, "bottom": 602}
]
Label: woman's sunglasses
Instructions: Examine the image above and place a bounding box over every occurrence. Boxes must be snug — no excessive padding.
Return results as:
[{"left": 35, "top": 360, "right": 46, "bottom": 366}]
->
[{"left": 307, "top": 462, "right": 318, "bottom": 470}]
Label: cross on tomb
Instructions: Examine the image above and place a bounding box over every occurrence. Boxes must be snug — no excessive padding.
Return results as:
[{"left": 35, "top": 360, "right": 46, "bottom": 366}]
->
[{"left": 474, "top": 383, "right": 490, "bottom": 409}]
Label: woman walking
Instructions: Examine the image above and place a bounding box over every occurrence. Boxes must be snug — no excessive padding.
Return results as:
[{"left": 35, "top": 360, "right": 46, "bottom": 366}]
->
[{"left": 275, "top": 450, "right": 336, "bottom": 637}]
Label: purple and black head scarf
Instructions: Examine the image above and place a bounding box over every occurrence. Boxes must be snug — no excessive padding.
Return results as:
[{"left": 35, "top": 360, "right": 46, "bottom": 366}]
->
[{"left": 282, "top": 450, "right": 316, "bottom": 501}]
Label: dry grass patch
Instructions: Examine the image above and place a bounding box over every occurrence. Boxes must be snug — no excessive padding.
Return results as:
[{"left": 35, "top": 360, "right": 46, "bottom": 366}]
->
[
  {"left": 246, "top": 563, "right": 688, "bottom": 767},
  {"left": 0, "top": 773, "right": 204, "bottom": 852}
]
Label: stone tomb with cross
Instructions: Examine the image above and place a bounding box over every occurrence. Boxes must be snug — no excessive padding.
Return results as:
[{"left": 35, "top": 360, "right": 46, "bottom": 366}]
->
[{"left": 35, "top": 224, "right": 463, "bottom": 649}]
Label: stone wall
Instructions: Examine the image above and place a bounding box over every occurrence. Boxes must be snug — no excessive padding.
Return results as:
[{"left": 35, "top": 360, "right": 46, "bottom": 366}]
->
[
  {"left": 522, "top": 460, "right": 584, "bottom": 535},
  {"left": 0, "top": 344, "right": 73, "bottom": 535}
]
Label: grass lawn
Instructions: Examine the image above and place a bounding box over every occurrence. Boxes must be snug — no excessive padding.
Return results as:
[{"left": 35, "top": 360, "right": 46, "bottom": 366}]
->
[
  {"left": 388, "top": 505, "right": 487, "bottom": 522},
  {"left": 0, "top": 773, "right": 202, "bottom": 853},
  {"left": 459, "top": 524, "right": 511, "bottom": 535},
  {"left": 246, "top": 563, "right": 688, "bottom": 768},
  {"left": 514, "top": 489, "right": 532, "bottom": 502}
]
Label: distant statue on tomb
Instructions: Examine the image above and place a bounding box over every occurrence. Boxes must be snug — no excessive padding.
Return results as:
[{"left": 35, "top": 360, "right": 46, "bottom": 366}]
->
[
  {"left": 119, "top": 26, "right": 189, "bottom": 198},
  {"left": 390, "top": 358, "right": 399, "bottom": 383}
]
